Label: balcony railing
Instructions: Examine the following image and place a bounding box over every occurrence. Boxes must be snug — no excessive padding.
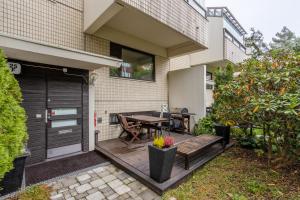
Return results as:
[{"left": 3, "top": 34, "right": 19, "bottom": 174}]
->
[
  {"left": 184, "top": 0, "right": 206, "bottom": 18},
  {"left": 224, "top": 29, "right": 246, "bottom": 53}
]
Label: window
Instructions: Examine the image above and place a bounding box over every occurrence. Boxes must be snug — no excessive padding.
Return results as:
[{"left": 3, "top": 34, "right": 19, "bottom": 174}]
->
[
  {"left": 206, "top": 72, "right": 213, "bottom": 81},
  {"left": 51, "top": 108, "right": 77, "bottom": 116},
  {"left": 109, "top": 113, "right": 119, "bottom": 125},
  {"left": 51, "top": 119, "right": 77, "bottom": 128},
  {"left": 110, "top": 43, "right": 155, "bottom": 81},
  {"left": 206, "top": 84, "right": 214, "bottom": 90}
]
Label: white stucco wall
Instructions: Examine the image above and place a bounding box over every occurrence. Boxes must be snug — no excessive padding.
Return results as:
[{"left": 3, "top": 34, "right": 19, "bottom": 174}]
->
[
  {"left": 168, "top": 65, "right": 207, "bottom": 131},
  {"left": 190, "top": 17, "right": 224, "bottom": 65}
]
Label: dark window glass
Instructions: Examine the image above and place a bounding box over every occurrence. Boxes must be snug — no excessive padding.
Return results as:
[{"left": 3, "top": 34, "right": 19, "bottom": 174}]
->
[
  {"left": 109, "top": 113, "right": 119, "bottom": 125},
  {"left": 206, "top": 84, "right": 214, "bottom": 90},
  {"left": 206, "top": 72, "right": 213, "bottom": 81},
  {"left": 110, "top": 43, "right": 155, "bottom": 81}
]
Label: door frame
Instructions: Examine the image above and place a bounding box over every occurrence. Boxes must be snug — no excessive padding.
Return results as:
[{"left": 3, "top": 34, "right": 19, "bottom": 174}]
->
[{"left": 11, "top": 59, "right": 90, "bottom": 164}]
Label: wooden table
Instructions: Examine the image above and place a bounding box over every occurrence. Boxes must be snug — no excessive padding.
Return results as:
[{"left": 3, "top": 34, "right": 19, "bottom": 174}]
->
[
  {"left": 126, "top": 115, "right": 168, "bottom": 137},
  {"left": 176, "top": 134, "right": 224, "bottom": 170},
  {"left": 126, "top": 115, "right": 168, "bottom": 124}
]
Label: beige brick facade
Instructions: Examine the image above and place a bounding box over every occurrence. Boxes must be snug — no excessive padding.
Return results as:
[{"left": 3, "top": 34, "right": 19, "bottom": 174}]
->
[
  {"left": 0, "top": 0, "right": 170, "bottom": 141},
  {"left": 120, "top": 0, "right": 208, "bottom": 47}
]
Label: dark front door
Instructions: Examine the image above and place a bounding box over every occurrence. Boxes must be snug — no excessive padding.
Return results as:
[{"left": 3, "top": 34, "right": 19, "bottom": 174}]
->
[
  {"left": 14, "top": 61, "right": 88, "bottom": 165},
  {"left": 46, "top": 73, "right": 83, "bottom": 158}
]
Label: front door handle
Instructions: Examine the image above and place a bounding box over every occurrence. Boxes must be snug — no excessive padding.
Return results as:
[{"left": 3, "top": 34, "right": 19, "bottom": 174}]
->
[{"left": 45, "top": 109, "right": 48, "bottom": 123}]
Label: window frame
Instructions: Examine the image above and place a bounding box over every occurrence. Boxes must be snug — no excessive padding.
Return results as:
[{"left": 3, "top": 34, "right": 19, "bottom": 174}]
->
[
  {"left": 206, "top": 72, "right": 213, "bottom": 81},
  {"left": 109, "top": 113, "right": 119, "bottom": 125},
  {"left": 110, "top": 42, "right": 156, "bottom": 82}
]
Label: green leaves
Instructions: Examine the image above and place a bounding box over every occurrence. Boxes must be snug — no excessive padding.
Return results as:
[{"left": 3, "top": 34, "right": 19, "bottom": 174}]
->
[
  {"left": 213, "top": 50, "right": 300, "bottom": 167},
  {"left": 0, "top": 49, "right": 27, "bottom": 181}
]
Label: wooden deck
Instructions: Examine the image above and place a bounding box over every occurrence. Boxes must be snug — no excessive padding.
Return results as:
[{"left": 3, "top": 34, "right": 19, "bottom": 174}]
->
[{"left": 95, "top": 133, "right": 229, "bottom": 195}]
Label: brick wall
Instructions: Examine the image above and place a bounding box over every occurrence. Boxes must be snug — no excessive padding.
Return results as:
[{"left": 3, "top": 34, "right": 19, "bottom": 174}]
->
[{"left": 89, "top": 38, "right": 169, "bottom": 140}]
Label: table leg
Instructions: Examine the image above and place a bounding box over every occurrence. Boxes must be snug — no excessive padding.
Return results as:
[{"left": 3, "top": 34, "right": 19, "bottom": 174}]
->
[
  {"left": 185, "top": 156, "right": 190, "bottom": 170},
  {"left": 147, "top": 128, "right": 150, "bottom": 139},
  {"left": 188, "top": 116, "right": 190, "bottom": 133}
]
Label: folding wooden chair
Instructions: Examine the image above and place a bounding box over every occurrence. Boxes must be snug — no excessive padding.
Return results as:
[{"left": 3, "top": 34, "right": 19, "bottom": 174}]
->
[{"left": 118, "top": 114, "right": 142, "bottom": 143}]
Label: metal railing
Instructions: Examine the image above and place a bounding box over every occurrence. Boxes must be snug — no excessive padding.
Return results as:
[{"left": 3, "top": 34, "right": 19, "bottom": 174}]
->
[
  {"left": 184, "top": 0, "right": 207, "bottom": 18},
  {"left": 224, "top": 29, "right": 247, "bottom": 53}
]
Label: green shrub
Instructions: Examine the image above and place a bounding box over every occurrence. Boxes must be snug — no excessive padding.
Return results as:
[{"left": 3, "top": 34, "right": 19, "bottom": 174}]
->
[
  {"left": 213, "top": 50, "right": 300, "bottom": 167},
  {"left": 0, "top": 49, "right": 27, "bottom": 181},
  {"left": 194, "top": 116, "right": 214, "bottom": 136}
]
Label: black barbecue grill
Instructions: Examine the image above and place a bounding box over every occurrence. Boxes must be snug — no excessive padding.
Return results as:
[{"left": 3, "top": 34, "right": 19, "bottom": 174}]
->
[{"left": 170, "top": 108, "right": 195, "bottom": 133}]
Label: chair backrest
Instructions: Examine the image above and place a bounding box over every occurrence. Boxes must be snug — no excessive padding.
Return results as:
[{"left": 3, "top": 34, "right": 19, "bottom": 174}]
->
[{"left": 118, "top": 114, "right": 129, "bottom": 130}]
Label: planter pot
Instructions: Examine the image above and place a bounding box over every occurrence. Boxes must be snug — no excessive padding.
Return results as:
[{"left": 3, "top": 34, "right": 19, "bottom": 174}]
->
[
  {"left": 0, "top": 150, "right": 30, "bottom": 196},
  {"left": 148, "top": 145, "right": 177, "bottom": 183},
  {"left": 215, "top": 125, "right": 230, "bottom": 145}
]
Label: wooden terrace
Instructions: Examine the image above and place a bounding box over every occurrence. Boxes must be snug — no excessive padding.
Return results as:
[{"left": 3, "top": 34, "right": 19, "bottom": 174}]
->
[{"left": 95, "top": 132, "right": 231, "bottom": 195}]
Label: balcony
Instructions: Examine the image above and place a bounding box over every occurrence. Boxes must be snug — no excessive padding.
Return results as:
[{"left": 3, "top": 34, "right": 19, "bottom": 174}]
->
[
  {"left": 84, "top": 0, "right": 208, "bottom": 57},
  {"left": 224, "top": 31, "right": 249, "bottom": 64}
]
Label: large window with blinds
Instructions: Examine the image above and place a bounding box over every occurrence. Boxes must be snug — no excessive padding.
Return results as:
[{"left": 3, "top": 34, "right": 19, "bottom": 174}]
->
[{"left": 110, "top": 43, "right": 155, "bottom": 81}]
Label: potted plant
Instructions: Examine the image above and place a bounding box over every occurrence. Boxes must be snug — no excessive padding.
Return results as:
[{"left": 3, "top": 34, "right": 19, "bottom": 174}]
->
[
  {"left": 0, "top": 50, "right": 28, "bottom": 196},
  {"left": 148, "top": 136, "right": 177, "bottom": 183},
  {"left": 214, "top": 123, "right": 231, "bottom": 145}
]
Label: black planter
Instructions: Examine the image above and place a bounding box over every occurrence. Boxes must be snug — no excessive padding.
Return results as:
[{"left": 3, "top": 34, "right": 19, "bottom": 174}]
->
[
  {"left": 215, "top": 125, "right": 231, "bottom": 145},
  {"left": 148, "top": 145, "right": 177, "bottom": 183},
  {"left": 0, "top": 151, "right": 30, "bottom": 196}
]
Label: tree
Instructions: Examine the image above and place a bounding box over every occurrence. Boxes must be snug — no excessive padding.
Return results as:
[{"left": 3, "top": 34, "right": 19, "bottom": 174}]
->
[
  {"left": 214, "top": 50, "right": 300, "bottom": 167},
  {"left": 0, "top": 50, "right": 27, "bottom": 181},
  {"left": 270, "top": 26, "right": 300, "bottom": 52},
  {"left": 245, "top": 28, "right": 269, "bottom": 58}
]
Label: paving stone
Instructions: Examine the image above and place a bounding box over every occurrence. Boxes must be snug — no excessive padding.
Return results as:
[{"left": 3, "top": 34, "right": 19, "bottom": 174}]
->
[
  {"left": 98, "top": 171, "right": 111, "bottom": 178},
  {"left": 87, "top": 188, "right": 99, "bottom": 195},
  {"left": 58, "top": 188, "right": 68, "bottom": 193},
  {"left": 70, "top": 189, "right": 77, "bottom": 197},
  {"left": 139, "top": 189, "right": 159, "bottom": 200},
  {"left": 50, "top": 193, "right": 63, "bottom": 200},
  {"left": 98, "top": 184, "right": 108, "bottom": 190},
  {"left": 93, "top": 166, "right": 106, "bottom": 174},
  {"left": 52, "top": 182, "right": 63, "bottom": 190},
  {"left": 107, "top": 179, "right": 123, "bottom": 189},
  {"left": 75, "top": 183, "right": 92, "bottom": 194},
  {"left": 128, "top": 191, "right": 138, "bottom": 198},
  {"left": 62, "top": 177, "right": 78, "bottom": 187},
  {"left": 64, "top": 192, "right": 71, "bottom": 199},
  {"left": 107, "top": 193, "right": 119, "bottom": 200},
  {"left": 69, "top": 183, "right": 80, "bottom": 189},
  {"left": 101, "top": 186, "right": 115, "bottom": 197},
  {"left": 128, "top": 177, "right": 135, "bottom": 182},
  {"left": 74, "top": 192, "right": 88, "bottom": 200},
  {"left": 128, "top": 181, "right": 143, "bottom": 190},
  {"left": 123, "top": 179, "right": 131, "bottom": 184},
  {"left": 116, "top": 172, "right": 128, "bottom": 180},
  {"left": 66, "top": 197, "right": 75, "bottom": 200},
  {"left": 51, "top": 191, "right": 58, "bottom": 196},
  {"left": 90, "top": 179, "right": 105, "bottom": 188},
  {"left": 113, "top": 185, "right": 131, "bottom": 195},
  {"left": 86, "top": 191, "right": 105, "bottom": 200},
  {"left": 76, "top": 174, "right": 91, "bottom": 182},
  {"left": 102, "top": 175, "right": 117, "bottom": 183}
]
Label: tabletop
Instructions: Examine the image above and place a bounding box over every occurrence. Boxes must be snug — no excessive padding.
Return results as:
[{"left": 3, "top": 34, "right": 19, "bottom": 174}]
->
[{"left": 126, "top": 115, "right": 168, "bottom": 123}]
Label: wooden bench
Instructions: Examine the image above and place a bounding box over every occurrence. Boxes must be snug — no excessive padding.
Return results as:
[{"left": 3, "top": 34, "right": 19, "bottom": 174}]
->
[{"left": 176, "top": 134, "right": 225, "bottom": 170}]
